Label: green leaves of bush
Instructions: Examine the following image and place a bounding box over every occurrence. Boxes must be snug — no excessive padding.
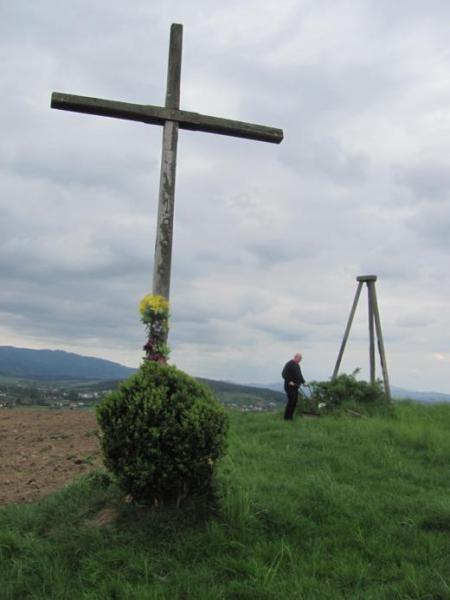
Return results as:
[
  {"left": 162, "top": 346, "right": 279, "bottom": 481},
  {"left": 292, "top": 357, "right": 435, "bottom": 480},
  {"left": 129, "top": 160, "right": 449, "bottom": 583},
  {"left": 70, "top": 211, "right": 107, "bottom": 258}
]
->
[
  {"left": 309, "top": 370, "right": 386, "bottom": 410},
  {"left": 96, "top": 361, "right": 228, "bottom": 505}
]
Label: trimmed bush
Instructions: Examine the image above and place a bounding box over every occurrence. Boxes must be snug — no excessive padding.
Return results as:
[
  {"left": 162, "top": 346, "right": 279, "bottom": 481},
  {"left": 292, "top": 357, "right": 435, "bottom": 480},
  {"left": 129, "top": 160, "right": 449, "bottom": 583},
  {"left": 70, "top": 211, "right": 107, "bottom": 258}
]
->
[
  {"left": 309, "top": 371, "right": 386, "bottom": 411},
  {"left": 96, "top": 361, "right": 228, "bottom": 505}
]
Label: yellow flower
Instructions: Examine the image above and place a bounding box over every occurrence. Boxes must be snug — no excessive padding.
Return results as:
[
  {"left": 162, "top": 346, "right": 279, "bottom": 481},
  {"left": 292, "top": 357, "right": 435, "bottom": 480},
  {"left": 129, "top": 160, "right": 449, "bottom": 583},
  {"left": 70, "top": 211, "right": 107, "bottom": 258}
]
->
[{"left": 139, "top": 294, "right": 169, "bottom": 317}]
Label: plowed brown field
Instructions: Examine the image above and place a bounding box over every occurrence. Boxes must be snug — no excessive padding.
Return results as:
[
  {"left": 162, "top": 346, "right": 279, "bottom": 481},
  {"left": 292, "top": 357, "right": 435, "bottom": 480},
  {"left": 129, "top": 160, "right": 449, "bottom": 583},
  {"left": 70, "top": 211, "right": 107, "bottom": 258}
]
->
[{"left": 0, "top": 408, "right": 102, "bottom": 505}]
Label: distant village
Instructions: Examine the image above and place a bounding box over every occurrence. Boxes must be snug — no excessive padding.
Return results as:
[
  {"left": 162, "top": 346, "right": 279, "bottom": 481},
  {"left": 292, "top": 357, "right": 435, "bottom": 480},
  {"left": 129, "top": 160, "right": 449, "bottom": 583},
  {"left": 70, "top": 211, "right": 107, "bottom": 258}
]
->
[
  {"left": 0, "top": 380, "right": 281, "bottom": 412},
  {"left": 0, "top": 381, "right": 111, "bottom": 410},
  {"left": 221, "top": 400, "right": 279, "bottom": 413}
]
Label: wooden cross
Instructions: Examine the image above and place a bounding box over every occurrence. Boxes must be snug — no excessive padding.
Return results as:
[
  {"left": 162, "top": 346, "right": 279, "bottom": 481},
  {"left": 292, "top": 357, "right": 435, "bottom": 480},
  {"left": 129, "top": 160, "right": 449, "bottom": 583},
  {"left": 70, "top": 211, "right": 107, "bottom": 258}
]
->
[{"left": 51, "top": 23, "right": 283, "bottom": 302}]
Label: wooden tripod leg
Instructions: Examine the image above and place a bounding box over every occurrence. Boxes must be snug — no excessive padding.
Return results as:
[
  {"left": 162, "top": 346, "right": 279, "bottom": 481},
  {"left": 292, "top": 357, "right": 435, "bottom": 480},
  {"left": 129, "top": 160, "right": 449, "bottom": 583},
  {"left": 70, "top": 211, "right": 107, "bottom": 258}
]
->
[
  {"left": 368, "top": 282, "right": 376, "bottom": 384},
  {"left": 369, "top": 282, "right": 391, "bottom": 401},
  {"left": 332, "top": 281, "right": 363, "bottom": 380}
]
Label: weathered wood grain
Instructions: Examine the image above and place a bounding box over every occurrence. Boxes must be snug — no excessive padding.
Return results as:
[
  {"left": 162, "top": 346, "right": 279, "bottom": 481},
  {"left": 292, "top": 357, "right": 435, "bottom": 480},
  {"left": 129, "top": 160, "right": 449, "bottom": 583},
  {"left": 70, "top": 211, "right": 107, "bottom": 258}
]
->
[{"left": 51, "top": 93, "right": 283, "bottom": 144}]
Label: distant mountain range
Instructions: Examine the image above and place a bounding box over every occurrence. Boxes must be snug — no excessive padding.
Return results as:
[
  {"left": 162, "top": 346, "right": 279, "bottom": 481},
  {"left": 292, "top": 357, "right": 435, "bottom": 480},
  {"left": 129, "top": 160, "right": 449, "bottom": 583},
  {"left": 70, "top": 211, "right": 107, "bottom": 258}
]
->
[
  {"left": 0, "top": 346, "right": 448, "bottom": 404},
  {"left": 389, "top": 386, "right": 450, "bottom": 403},
  {"left": 0, "top": 346, "right": 136, "bottom": 380},
  {"left": 262, "top": 382, "right": 450, "bottom": 404}
]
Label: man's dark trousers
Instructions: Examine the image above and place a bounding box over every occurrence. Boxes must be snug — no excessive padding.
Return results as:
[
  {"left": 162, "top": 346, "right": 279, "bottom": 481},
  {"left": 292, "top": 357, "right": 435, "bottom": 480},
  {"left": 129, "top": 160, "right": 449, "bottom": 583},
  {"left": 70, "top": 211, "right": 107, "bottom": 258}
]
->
[{"left": 284, "top": 385, "right": 299, "bottom": 420}]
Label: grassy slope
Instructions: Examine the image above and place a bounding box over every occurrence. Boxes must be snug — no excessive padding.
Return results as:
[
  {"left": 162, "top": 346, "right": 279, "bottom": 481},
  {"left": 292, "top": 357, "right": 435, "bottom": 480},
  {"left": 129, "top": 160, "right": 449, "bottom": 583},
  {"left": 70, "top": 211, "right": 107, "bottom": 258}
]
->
[{"left": 1, "top": 402, "right": 450, "bottom": 599}]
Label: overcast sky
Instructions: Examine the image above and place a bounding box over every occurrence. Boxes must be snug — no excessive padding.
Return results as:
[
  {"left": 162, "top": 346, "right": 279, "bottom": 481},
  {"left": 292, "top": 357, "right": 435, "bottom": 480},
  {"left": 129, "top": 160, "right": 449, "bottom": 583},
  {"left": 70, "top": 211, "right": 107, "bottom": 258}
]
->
[{"left": 1, "top": 1, "right": 450, "bottom": 392}]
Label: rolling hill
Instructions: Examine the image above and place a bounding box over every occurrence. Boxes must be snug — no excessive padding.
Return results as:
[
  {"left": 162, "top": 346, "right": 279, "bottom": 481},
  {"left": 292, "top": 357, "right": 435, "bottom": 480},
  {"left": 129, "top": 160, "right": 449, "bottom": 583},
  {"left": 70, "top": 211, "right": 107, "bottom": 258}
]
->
[
  {"left": 0, "top": 346, "right": 136, "bottom": 380},
  {"left": 0, "top": 346, "right": 285, "bottom": 407}
]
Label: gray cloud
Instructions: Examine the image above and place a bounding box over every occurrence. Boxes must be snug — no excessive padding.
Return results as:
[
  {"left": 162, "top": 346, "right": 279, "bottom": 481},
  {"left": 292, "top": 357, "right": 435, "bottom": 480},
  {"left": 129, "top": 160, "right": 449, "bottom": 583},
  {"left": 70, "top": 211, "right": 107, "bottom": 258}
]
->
[
  {"left": 396, "top": 162, "right": 450, "bottom": 203},
  {"left": 409, "top": 202, "right": 450, "bottom": 250},
  {"left": 1, "top": 1, "right": 450, "bottom": 392}
]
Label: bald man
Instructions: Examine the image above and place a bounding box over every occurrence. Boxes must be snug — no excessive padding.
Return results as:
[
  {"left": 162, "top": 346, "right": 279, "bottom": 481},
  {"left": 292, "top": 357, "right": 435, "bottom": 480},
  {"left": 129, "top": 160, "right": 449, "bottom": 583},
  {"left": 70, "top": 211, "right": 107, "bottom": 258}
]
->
[{"left": 282, "top": 353, "right": 305, "bottom": 420}]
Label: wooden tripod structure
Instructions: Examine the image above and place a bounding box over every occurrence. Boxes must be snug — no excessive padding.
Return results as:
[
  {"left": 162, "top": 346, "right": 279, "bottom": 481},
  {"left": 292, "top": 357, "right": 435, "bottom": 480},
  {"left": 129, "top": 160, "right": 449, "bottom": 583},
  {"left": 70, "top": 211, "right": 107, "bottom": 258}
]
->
[{"left": 332, "top": 275, "right": 391, "bottom": 401}]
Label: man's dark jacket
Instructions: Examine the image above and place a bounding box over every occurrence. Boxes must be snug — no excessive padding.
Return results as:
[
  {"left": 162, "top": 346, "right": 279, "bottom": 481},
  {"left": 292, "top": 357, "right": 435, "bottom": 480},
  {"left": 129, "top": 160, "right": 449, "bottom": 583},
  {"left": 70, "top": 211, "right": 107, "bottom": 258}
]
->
[{"left": 282, "top": 360, "right": 305, "bottom": 391}]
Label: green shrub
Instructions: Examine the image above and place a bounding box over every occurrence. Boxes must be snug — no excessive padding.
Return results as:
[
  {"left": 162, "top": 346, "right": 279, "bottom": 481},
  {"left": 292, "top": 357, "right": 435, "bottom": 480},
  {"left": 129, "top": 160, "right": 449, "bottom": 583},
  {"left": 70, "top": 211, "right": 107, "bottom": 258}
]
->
[
  {"left": 297, "top": 387, "right": 320, "bottom": 415},
  {"left": 96, "top": 361, "right": 228, "bottom": 505},
  {"left": 309, "top": 371, "right": 386, "bottom": 411}
]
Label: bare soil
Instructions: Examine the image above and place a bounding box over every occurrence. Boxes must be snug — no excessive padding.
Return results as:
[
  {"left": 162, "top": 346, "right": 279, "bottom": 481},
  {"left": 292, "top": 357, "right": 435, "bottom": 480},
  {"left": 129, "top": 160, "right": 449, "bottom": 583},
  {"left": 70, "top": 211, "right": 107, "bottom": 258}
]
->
[{"left": 0, "top": 408, "right": 102, "bottom": 506}]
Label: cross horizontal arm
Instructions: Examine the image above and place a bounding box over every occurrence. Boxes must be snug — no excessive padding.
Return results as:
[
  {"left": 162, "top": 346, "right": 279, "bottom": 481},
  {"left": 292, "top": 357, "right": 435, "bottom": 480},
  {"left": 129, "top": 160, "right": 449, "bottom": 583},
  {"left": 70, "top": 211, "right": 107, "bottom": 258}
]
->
[{"left": 51, "top": 92, "right": 283, "bottom": 144}]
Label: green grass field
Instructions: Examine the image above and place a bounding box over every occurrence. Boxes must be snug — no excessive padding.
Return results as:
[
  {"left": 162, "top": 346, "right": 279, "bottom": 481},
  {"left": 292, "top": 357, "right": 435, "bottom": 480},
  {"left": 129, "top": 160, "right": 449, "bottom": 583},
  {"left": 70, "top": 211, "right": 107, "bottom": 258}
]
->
[{"left": 1, "top": 402, "right": 449, "bottom": 599}]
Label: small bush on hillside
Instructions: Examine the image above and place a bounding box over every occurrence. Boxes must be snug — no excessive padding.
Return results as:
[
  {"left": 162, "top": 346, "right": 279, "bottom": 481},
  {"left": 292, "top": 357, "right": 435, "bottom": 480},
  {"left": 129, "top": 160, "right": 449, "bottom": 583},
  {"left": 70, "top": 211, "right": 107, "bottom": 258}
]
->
[
  {"left": 96, "top": 361, "right": 228, "bottom": 505},
  {"left": 309, "top": 371, "right": 386, "bottom": 411},
  {"left": 297, "top": 386, "right": 319, "bottom": 415}
]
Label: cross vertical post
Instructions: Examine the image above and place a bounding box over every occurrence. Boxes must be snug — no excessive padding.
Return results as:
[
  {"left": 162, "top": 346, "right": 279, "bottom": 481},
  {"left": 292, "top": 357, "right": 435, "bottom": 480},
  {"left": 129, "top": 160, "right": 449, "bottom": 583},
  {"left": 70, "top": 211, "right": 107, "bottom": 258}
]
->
[{"left": 152, "top": 23, "right": 182, "bottom": 300}]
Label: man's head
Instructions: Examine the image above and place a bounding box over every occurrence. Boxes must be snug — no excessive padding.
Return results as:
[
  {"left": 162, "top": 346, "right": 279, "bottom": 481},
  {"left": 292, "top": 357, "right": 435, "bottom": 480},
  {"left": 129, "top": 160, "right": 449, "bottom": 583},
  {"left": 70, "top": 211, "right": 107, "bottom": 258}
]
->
[{"left": 294, "top": 353, "right": 302, "bottom": 363}]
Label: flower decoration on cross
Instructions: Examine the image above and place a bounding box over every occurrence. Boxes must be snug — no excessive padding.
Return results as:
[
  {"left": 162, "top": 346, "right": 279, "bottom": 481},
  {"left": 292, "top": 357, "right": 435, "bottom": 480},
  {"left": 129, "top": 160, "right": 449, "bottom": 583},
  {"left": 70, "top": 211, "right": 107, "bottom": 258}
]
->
[{"left": 139, "top": 294, "right": 170, "bottom": 363}]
